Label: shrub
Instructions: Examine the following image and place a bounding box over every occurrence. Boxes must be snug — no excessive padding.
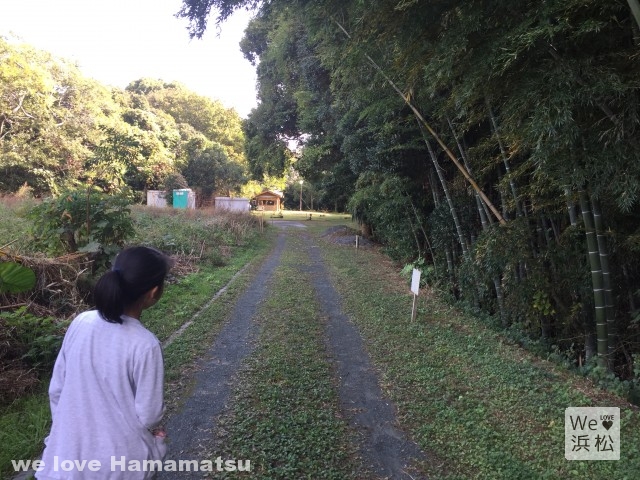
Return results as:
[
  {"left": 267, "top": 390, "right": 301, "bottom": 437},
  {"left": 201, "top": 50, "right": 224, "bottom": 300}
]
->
[
  {"left": 0, "top": 307, "right": 67, "bottom": 405},
  {"left": 27, "top": 188, "right": 135, "bottom": 267}
]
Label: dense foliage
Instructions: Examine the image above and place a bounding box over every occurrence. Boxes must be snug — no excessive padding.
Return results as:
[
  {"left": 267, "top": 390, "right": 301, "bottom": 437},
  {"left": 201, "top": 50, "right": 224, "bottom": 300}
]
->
[
  {"left": 181, "top": 0, "right": 640, "bottom": 383},
  {"left": 0, "top": 38, "right": 248, "bottom": 201}
]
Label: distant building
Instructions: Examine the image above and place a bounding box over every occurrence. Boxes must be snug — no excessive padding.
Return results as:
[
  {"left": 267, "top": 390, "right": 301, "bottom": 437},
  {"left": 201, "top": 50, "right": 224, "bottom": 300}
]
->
[
  {"left": 215, "top": 197, "right": 250, "bottom": 212},
  {"left": 251, "top": 190, "right": 284, "bottom": 212},
  {"left": 146, "top": 190, "right": 167, "bottom": 208}
]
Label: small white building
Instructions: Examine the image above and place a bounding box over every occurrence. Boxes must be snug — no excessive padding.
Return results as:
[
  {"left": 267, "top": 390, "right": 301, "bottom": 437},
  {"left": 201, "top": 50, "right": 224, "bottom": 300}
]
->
[
  {"left": 215, "top": 197, "right": 250, "bottom": 212},
  {"left": 146, "top": 190, "right": 167, "bottom": 208}
]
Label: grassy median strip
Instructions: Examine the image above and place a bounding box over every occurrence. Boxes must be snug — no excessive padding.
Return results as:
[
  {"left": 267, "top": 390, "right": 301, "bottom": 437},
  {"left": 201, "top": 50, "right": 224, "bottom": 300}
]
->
[
  {"left": 319, "top": 239, "right": 640, "bottom": 479},
  {"left": 214, "top": 232, "right": 367, "bottom": 479}
]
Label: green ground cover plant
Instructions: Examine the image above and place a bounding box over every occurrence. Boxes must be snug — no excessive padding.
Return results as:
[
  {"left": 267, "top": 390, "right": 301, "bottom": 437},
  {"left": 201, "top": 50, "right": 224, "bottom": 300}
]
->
[{"left": 319, "top": 235, "right": 640, "bottom": 479}]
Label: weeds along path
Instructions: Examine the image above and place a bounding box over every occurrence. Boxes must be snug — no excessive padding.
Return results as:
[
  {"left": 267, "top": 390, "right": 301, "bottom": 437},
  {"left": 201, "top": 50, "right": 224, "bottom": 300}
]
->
[{"left": 157, "top": 232, "right": 286, "bottom": 479}]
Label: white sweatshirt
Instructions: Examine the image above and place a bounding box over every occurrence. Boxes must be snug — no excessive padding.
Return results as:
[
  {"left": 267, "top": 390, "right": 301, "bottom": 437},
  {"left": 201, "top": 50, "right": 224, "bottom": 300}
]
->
[{"left": 36, "top": 310, "right": 166, "bottom": 480}]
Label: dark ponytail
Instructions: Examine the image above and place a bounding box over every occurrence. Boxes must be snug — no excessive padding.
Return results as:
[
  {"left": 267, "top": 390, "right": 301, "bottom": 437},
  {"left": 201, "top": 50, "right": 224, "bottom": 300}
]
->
[{"left": 94, "top": 246, "right": 172, "bottom": 323}]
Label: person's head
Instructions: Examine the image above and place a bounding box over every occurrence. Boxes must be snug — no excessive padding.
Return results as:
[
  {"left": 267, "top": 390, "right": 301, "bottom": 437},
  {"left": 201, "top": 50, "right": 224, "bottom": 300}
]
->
[{"left": 94, "top": 246, "right": 172, "bottom": 324}]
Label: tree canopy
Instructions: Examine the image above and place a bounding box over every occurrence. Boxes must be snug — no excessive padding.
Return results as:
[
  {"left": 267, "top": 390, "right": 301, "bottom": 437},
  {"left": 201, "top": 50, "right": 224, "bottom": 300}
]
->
[{"left": 0, "top": 37, "right": 248, "bottom": 200}]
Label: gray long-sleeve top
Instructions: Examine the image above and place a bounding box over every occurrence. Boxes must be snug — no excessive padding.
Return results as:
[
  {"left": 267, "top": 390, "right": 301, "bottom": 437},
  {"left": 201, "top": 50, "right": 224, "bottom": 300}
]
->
[{"left": 36, "top": 310, "right": 166, "bottom": 479}]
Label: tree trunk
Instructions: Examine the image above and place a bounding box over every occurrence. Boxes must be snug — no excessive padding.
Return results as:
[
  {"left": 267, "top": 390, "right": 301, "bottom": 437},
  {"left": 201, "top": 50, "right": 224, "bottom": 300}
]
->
[{"left": 579, "top": 190, "right": 609, "bottom": 366}]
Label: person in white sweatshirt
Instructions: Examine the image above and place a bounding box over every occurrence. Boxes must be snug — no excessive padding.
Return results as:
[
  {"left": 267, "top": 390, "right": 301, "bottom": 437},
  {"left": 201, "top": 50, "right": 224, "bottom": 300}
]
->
[{"left": 36, "top": 246, "right": 173, "bottom": 480}]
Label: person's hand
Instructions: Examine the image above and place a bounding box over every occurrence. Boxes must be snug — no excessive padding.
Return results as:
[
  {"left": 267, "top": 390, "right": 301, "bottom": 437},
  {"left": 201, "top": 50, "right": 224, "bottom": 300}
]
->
[{"left": 151, "top": 427, "right": 166, "bottom": 438}]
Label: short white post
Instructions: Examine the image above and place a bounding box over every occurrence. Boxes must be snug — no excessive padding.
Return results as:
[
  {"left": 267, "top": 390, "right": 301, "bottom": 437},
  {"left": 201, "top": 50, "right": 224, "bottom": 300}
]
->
[
  {"left": 410, "top": 268, "right": 421, "bottom": 322},
  {"left": 411, "top": 294, "right": 418, "bottom": 322}
]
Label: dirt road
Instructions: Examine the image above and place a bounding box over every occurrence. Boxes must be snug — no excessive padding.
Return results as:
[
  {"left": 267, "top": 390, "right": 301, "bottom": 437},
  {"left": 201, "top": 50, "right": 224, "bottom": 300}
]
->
[{"left": 159, "top": 222, "right": 427, "bottom": 479}]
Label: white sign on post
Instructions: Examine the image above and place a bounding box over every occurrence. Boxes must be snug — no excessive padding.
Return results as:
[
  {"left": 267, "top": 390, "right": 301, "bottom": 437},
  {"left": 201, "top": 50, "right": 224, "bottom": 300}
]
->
[{"left": 411, "top": 268, "right": 421, "bottom": 295}]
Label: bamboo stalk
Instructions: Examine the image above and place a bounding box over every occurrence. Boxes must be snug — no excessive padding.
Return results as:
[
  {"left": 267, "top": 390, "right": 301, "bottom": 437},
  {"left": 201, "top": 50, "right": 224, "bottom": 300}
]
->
[
  {"left": 333, "top": 19, "right": 506, "bottom": 225},
  {"left": 428, "top": 168, "right": 440, "bottom": 206},
  {"left": 423, "top": 135, "right": 468, "bottom": 257},
  {"left": 449, "top": 115, "right": 507, "bottom": 321},
  {"left": 407, "top": 197, "right": 436, "bottom": 269},
  {"left": 628, "top": 0, "right": 640, "bottom": 30},
  {"left": 565, "top": 188, "right": 578, "bottom": 226},
  {"left": 591, "top": 197, "right": 616, "bottom": 358},
  {"left": 445, "top": 248, "right": 454, "bottom": 282},
  {"left": 486, "top": 100, "right": 522, "bottom": 217},
  {"left": 579, "top": 191, "right": 609, "bottom": 366},
  {"left": 446, "top": 116, "right": 490, "bottom": 230}
]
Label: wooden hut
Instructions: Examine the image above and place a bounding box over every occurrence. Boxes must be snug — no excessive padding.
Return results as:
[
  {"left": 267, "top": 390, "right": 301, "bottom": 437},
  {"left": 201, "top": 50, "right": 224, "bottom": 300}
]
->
[{"left": 251, "top": 190, "right": 284, "bottom": 212}]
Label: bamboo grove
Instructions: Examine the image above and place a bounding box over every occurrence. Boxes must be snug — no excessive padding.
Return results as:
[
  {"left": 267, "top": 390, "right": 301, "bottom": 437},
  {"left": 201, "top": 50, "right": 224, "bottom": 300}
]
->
[{"left": 178, "top": 0, "right": 640, "bottom": 379}]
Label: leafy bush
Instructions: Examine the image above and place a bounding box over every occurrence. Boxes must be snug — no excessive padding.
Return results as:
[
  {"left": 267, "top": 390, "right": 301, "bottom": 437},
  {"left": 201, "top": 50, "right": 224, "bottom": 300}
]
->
[
  {"left": 348, "top": 174, "right": 424, "bottom": 262},
  {"left": 27, "top": 188, "right": 135, "bottom": 266},
  {"left": 400, "top": 256, "right": 433, "bottom": 288},
  {"left": 0, "top": 307, "right": 67, "bottom": 371},
  {"left": 0, "top": 307, "right": 67, "bottom": 405}
]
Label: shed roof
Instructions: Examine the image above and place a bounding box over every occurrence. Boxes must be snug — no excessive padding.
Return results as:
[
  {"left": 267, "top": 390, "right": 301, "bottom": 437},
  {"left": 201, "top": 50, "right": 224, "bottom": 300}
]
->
[{"left": 253, "top": 189, "right": 284, "bottom": 199}]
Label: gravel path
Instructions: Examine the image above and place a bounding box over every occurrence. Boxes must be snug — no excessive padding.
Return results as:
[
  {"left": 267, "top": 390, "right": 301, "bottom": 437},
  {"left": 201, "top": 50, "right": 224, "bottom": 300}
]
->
[
  {"left": 11, "top": 224, "right": 426, "bottom": 480},
  {"left": 158, "top": 223, "right": 426, "bottom": 479}
]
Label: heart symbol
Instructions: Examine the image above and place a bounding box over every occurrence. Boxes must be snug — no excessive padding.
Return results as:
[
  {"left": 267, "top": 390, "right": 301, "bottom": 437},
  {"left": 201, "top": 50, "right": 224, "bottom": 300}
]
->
[{"left": 602, "top": 420, "right": 613, "bottom": 430}]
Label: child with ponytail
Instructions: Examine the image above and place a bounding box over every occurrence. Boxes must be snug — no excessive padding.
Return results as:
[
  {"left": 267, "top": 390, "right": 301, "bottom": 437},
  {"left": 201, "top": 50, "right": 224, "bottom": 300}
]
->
[{"left": 37, "top": 246, "right": 173, "bottom": 480}]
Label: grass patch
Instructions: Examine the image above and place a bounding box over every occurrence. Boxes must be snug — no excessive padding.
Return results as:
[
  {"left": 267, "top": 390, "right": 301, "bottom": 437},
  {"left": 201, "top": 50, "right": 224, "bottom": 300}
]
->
[
  {"left": 214, "top": 231, "right": 367, "bottom": 479},
  {"left": 263, "top": 209, "right": 354, "bottom": 227},
  {"left": 144, "top": 236, "right": 269, "bottom": 343},
  {"left": 0, "top": 390, "right": 50, "bottom": 477},
  {"left": 0, "top": 196, "right": 38, "bottom": 254},
  {"left": 319, "top": 238, "right": 640, "bottom": 479}
]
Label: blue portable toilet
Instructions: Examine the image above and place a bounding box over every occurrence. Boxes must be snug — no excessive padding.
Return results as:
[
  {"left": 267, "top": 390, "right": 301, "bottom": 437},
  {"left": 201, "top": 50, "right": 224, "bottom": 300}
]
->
[{"left": 173, "top": 189, "right": 190, "bottom": 209}]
